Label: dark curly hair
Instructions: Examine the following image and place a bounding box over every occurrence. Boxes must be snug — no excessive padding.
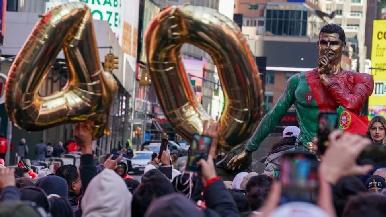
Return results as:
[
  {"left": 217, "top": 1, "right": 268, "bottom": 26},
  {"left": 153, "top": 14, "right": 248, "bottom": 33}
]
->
[
  {"left": 320, "top": 24, "right": 346, "bottom": 45},
  {"left": 55, "top": 165, "right": 79, "bottom": 191}
]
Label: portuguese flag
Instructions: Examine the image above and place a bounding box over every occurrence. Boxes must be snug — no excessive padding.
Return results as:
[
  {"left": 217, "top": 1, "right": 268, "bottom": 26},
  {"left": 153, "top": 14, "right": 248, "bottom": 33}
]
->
[{"left": 337, "top": 106, "right": 369, "bottom": 135}]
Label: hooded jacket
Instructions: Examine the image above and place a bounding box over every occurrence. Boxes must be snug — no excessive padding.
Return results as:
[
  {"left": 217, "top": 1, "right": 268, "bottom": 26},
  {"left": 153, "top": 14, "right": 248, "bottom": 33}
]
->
[
  {"left": 81, "top": 169, "right": 132, "bottom": 217},
  {"left": 35, "top": 175, "right": 69, "bottom": 199}
]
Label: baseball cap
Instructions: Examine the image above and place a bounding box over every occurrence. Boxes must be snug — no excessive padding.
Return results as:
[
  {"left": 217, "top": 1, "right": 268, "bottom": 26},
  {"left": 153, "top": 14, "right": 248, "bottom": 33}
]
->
[{"left": 283, "top": 126, "right": 300, "bottom": 138}]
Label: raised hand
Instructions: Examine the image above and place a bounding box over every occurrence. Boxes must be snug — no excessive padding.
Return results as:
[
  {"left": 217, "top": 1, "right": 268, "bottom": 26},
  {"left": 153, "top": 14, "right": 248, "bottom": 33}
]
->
[
  {"left": 320, "top": 130, "right": 373, "bottom": 184},
  {"left": 202, "top": 120, "right": 220, "bottom": 157},
  {"left": 0, "top": 167, "right": 15, "bottom": 188}
]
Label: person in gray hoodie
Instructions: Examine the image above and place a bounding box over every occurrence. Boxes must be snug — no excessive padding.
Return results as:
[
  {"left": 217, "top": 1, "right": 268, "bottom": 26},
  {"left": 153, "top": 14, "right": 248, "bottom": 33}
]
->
[{"left": 81, "top": 168, "right": 132, "bottom": 217}]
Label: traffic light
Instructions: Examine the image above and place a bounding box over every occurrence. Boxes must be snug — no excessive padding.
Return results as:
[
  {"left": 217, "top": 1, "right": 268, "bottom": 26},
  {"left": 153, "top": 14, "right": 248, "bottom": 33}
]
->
[
  {"left": 139, "top": 68, "right": 151, "bottom": 86},
  {"left": 103, "top": 53, "right": 119, "bottom": 72}
]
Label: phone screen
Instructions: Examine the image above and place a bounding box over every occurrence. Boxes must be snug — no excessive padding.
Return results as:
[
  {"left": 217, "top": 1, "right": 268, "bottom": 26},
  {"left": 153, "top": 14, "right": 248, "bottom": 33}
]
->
[
  {"left": 186, "top": 134, "right": 212, "bottom": 172},
  {"left": 280, "top": 152, "right": 319, "bottom": 204},
  {"left": 317, "top": 112, "right": 338, "bottom": 155}
]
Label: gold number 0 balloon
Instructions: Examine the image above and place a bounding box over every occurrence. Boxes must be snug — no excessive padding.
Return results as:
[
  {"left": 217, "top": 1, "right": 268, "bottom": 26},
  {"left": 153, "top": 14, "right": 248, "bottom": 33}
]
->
[
  {"left": 145, "top": 6, "right": 263, "bottom": 150},
  {"left": 5, "top": 3, "right": 117, "bottom": 138}
]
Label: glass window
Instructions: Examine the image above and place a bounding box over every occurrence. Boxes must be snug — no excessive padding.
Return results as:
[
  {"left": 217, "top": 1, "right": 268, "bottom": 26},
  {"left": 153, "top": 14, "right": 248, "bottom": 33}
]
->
[
  {"left": 284, "top": 10, "right": 289, "bottom": 20},
  {"left": 273, "top": 10, "right": 278, "bottom": 19},
  {"left": 266, "top": 19, "right": 272, "bottom": 33},
  {"left": 278, "top": 19, "right": 283, "bottom": 35},
  {"left": 336, "top": 10, "right": 343, "bottom": 15},
  {"left": 283, "top": 19, "right": 289, "bottom": 35},
  {"left": 302, "top": 20, "right": 307, "bottom": 35},
  {"left": 267, "top": 10, "right": 272, "bottom": 18},
  {"left": 351, "top": 0, "right": 361, "bottom": 3},
  {"left": 264, "top": 94, "right": 274, "bottom": 111},
  {"left": 7, "top": 0, "right": 18, "bottom": 12},
  {"left": 278, "top": 10, "right": 283, "bottom": 19},
  {"left": 295, "top": 11, "right": 301, "bottom": 19},
  {"left": 265, "top": 71, "right": 275, "bottom": 85}
]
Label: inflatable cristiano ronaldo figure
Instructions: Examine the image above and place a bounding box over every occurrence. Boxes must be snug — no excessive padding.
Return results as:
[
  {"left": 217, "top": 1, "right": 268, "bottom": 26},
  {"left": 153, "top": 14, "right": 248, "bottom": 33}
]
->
[{"left": 227, "top": 24, "right": 374, "bottom": 170}]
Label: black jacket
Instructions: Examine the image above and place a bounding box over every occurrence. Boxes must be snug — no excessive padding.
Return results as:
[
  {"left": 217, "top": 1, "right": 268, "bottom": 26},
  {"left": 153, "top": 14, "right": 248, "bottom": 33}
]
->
[{"left": 203, "top": 180, "right": 240, "bottom": 217}]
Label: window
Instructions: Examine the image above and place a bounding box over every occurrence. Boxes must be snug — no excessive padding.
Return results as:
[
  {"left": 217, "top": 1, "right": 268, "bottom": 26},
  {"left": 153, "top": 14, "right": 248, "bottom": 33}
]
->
[
  {"left": 350, "top": 11, "right": 362, "bottom": 17},
  {"left": 265, "top": 71, "right": 275, "bottom": 85},
  {"left": 7, "top": 0, "right": 18, "bottom": 12},
  {"left": 351, "top": 0, "right": 361, "bottom": 3},
  {"left": 264, "top": 93, "right": 274, "bottom": 111},
  {"left": 285, "top": 72, "right": 296, "bottom": 81},
  {"left": 336, "top": 10, "right": 343, "bottom": 15},
  {"left": 249, "top": 4, "right": 258, "bottom": 10},
  {"left": 265, "top": 9, "right": 308, "bottom": 36}
]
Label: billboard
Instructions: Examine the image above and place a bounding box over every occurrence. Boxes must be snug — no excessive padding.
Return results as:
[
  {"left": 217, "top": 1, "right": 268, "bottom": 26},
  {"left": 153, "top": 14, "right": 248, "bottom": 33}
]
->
[
  {"left": 368, "top": 20, "right": 386, "bottom": 118},
  {"left": 46, "top": 0, "right": 123, "bottom": 37}
]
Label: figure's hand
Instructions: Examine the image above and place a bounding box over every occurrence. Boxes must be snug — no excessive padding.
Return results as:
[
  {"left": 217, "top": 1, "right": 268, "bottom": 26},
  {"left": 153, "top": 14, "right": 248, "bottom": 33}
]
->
[
  {"left": 198, "top": 155, "right": 217, "bottom": 183},
  {"left": 320, "top": 130, "right": 373, "bottom": 184},
  {"left": 227, "top": 149, "right": 252, "bottom": 171},
  {"left": 202, "top": 120, "right": 220, "bottom": 157},
  {"left": 0, "top": 168, "right": 15, "bottom": 188},
  {"left": 318, "top": 55, "right": 329, "bottom": 73},
  {"left": 74, "top": 120, "right": 93, "bottom": 154}
]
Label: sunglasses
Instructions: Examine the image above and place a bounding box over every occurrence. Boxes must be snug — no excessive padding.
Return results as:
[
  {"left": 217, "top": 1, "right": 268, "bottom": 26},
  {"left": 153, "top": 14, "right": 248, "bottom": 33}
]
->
[{"left": 319, "top": 39, "right": 341, "bottom": 46}]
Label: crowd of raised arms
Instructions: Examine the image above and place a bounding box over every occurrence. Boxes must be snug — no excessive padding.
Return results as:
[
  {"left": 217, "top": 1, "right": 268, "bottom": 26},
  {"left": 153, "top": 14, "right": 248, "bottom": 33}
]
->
[{"left": 0, "top": 116, "right": 385, "bottom": 217}]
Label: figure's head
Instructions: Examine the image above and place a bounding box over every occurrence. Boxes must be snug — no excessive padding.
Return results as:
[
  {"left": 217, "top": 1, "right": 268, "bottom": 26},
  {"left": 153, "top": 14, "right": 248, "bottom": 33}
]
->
[
  {"left": 20, "top": 138, "right": 26, "bottom": 144},
  {"left": 367, "top": 116, "right": 386, "bottom": 144},
  {"left": 318, "top": 24, "right": 346, "bottom": 70}
]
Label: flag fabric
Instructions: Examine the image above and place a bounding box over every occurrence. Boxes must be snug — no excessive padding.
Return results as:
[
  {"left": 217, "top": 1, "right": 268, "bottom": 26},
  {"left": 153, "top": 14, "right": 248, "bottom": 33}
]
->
[{"left": 337, "top": 106, "right": 369, "bottom": 135}]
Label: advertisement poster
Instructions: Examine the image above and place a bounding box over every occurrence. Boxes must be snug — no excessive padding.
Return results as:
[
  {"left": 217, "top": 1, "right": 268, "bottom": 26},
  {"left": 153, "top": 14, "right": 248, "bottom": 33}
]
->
[{"left": 368, "top": 20, "right": 386, "bottom": 118}]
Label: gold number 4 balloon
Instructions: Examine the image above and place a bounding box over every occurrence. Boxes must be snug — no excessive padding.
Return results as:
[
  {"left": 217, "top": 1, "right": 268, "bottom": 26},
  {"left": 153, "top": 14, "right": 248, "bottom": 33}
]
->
[
  {"left": 5, "top": 3, "right": 117, "bottom": 138},
  {"left": 145, "top": 6, "right": 263, "bottom": 151}
]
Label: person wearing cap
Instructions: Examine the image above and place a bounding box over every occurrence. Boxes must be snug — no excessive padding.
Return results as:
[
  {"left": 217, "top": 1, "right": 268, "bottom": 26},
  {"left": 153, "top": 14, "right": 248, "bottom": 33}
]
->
[
  {"left": 282, "top": 126, "right": 301, "bottom": 138},
  {"left": 261, "top": 127, "right": 299, "bottom": 177},
  {"left": 365, "top": 175, "right": 385, "bottom": 192}
]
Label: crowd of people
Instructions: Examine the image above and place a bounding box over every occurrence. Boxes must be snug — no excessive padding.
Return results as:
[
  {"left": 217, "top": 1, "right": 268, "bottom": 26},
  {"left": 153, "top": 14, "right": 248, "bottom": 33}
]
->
[{"left": 0, "top": 117, "right": 385, "bottom": 217}]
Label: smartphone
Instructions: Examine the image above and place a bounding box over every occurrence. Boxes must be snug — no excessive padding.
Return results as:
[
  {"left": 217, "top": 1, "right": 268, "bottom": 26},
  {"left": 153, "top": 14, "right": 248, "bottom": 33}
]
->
[
  {"left": 317, "top": 112, "right": 339, "bottom": 155},
  {"left": 158, "top": 138, "right": 169, "bottom": 160},
  {"left": 186, "top": 134, "right": 212, "bottom": 172},
  {"left": 279, "top": 151, "right": 319, "bottom": 205}
]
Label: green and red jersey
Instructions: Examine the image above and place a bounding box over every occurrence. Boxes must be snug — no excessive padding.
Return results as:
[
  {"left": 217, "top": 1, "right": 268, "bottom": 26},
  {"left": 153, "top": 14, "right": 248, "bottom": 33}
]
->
[{"left": 246, "top": 69, "right": 373, "bottom": 151}]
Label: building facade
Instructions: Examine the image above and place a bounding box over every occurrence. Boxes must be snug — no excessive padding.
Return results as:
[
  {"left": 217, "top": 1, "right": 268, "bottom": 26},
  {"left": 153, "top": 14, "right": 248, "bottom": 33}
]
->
[
  {"left": 1, "top": 0, "right": 137, "bottom": 161},
  {"left": 317, "top": 0, "right": 367, "bottom": 72}
]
